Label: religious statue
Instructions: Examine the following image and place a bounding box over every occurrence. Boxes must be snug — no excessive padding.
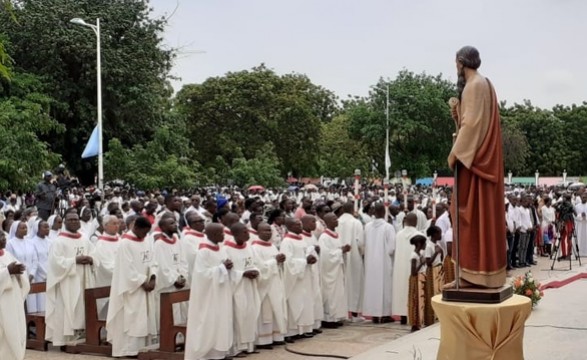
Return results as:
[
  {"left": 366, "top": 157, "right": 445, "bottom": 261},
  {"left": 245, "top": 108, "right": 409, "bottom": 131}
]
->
[{"left": 445, "top": 46, "right": 507, "bottom": 289}]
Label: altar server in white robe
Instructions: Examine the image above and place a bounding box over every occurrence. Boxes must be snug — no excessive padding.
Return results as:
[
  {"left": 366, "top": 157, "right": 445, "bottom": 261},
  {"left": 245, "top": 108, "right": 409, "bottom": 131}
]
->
[
  {"left": 90, "top": 215, "right": 121, "bottom": 319},
  {"left": 575, "top": 194, "right": 587, "bottom": 256},
  {"left": 251, "top": 222, "right": 287, "bottom": 348},
  {"left": 396, "top": 196, "right": 428, "bottom": 232},
  {"left": 301, "top": 215, "right": 324, "bottom": 332},
  {"left": 7, "top": 220, "right": 38, "bottom": 312},
  {"left": 281, "top": 217, "right": 316, "bottom": 342},
  {"left": 224, "top": 222, "right": 261, "bottom": 355},
  {"left": 153, "top": 213, "right": 188, "bottom": 330},
  {"left": 319, "top": 213, "right": 350, "bottom": 326},
  {"left": 106, "top": 217, "right": 158, "bottom": 357},
  {"left": 181, "top": 211, "right": 206, "bottom": 281},
  {"left": 32, "top": 220, "right": 51, "bottom": 312},
  {"left": 248, "top": 213, "right": 264, "bottom": 239},
  {"left": 80, "top": 207, "right": 99, "bottom": 243},
  {"left": 220, "top": 210, "right": 240, "bottom": 245},
  {"left": 337, "top": 202, "right": 365, "bottom": 320},
  {"left": 363, "top": 203, "right": 396, "bottom": 322},
  {"left": 45, "top": 210, "right": 96, "bottom": 346},
  {"left": 391, "top": 213, "right": 421, "bottom": 324},
  {"left": 0, "top": 232, "right": 30, "bottom": 360},
  {"left": 185, "top": 223, "right": 234, "bottom": 360}
]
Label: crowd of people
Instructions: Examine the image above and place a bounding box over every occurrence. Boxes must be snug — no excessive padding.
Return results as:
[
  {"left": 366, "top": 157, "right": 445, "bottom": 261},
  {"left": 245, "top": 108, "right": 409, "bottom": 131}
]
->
[{"left": 1, "top": 170, "right": 586, "bottom": 360}]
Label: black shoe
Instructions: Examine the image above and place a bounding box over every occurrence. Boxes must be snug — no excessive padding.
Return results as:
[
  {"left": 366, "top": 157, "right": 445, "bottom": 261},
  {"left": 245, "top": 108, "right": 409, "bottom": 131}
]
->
[
  {"left": 372, "top": 317, "right": 380, "bottom": 324},
  {"left": 284, "top": 336, "right": 295, "bottom": 343},
  {"left": 400, "top": 316, "right": 408, "bottom": 325},
  {"left": 321, "top": 321, "right": 338, "bottom": 328},
  {"left": 273, "top": 341, "right": 286, "bottom": 346},
  {"left": 303, "top": 332, "right": 314, "bottom": 338},
  {"left": 506, "top": 266, "right": 513, "bottom": 271},
  {"left": 257, "top": 344, "right": 273, "bottom": 350},
  {"left": 312, "top": 329, "right": 323, "bottom": 334},
  {"left": 381, "top": 316, "right": 394, "bottom": 323},
  {"left": 335, "top": 321, "right": 344, "bottom": 327}
]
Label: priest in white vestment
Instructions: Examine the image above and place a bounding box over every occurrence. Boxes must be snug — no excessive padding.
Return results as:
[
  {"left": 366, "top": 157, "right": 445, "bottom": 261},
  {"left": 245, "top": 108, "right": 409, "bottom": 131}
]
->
[
  {"left": 363, "top": 203, "right": 396, "bottom": 321},
  {"left": 181, "top": 211, "right": 206, "bottom": 282},
  {"left": 106, "top": 217, "right": 158, "bottom": 357},
  {"left": 301, "top": 215, "right": 324, "bottom": 332},
  {"left": 0, "top": 232, "right": 30, "bottom": 360},
  {"left": 46, "top": 211, "right": 96, "bottom": 346},
  {"left": 281, "top": 217, "right": 316, "bottom": 341},
  {"left": 153, "top": 213, "right": 188, "bottom": 331},
  {"left": 90, "top": 215, "right": 121, "bottom": 319},
  {"left": 337, "top": 202, "right": 364, "bottom": 319},
  {"left": 575, "top": 195, "right": 587, "bottom": 256},
  {"left": 251, "top": 222, "right": 287, "bottom": 348},
  {"left": 319, "top": 213, "right": 350, "bottom": 325},
  {"left": 224, "top": 222, "right": 261, "bottom": 355},
  {"left": 185, "top": 223, "right": 234, "bottom": 360},
  {"left": 391, "top": 214, "right": 421, "bottom": 322}
]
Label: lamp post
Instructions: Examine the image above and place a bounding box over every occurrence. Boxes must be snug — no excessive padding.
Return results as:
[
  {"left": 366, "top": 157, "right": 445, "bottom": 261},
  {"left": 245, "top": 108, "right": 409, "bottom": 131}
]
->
[
  {"left": 71, "top": 17, "right": 103, "bottom": 194},
  {"left": 563, "top": 169, "right": 568, "bottom": 185}
]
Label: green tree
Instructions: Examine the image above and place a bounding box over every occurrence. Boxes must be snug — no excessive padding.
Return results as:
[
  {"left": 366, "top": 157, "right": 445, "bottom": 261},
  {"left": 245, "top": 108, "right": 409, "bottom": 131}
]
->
[
  {"left": 0, "top": 72, "right": 63, "bottom": 189},
  {"left": 318, "top": 114, "right": 370, "bottom": 178},
  {"left": 501, "top": 117, "right": 530, "bottom": 174},
  {"left": 346, "top": 70, "right": 456, "bottom": 178},
  {"left": 553, "top": 103, "right": 587, "bottom": 176},
  {"left": 1, "top": 0, "right": 174, "bottom": 181},
  {"left": 175, "top": 64, "right": 338, "bottom": 177},
  {"left": 501, "top": 101, "right": 569, "bottom": 176},
  {"left": 104, "top": 126, "right": 201, "bottom": 190},
  {"left": 229, "top": 143, "right": 284, "bottom": 188}
]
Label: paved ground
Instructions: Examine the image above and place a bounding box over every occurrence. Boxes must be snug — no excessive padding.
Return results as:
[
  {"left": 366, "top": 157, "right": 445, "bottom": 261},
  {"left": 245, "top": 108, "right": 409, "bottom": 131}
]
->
[
  {"left": 25, "top": 255, "right": 585, "bottom": 360},
  {"left": 352, "top": 257, "right": 587, "bottom": 360}
]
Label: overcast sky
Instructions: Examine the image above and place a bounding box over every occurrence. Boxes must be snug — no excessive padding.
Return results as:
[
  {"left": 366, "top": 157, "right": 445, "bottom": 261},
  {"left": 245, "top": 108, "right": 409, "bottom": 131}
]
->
[{"left": 151, "top": 0, "right": 586, "bottom": 108}]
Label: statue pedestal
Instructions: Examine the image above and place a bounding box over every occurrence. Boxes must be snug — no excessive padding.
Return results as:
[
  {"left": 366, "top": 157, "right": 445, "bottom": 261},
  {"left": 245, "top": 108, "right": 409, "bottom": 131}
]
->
[{"left": 431, "top": 294, "right": 531, "bottom": 360}]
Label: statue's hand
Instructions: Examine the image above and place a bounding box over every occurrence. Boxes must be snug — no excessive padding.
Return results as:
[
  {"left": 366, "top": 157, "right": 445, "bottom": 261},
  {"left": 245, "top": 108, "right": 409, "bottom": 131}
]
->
[{"left": 448, "top": 153, "right": 457, "bottom": 171}]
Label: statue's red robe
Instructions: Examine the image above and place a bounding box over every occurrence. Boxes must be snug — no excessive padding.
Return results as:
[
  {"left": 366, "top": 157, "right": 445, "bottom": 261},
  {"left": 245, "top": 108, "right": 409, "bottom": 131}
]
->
[{"left": 448, "top": 72, "right": 506, "bottom": 288}]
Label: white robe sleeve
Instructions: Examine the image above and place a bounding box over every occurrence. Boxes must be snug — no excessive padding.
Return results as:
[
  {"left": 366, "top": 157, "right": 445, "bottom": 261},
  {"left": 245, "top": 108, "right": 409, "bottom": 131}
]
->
[
  {"left": 281, "top": 240, "right": 306, "bottom": 277},
  {"left": 387, "top": 224, "right": 396, "bottom": 257},
  {"left": 46, "top": 239, "right": 77, "bottom": 289}
]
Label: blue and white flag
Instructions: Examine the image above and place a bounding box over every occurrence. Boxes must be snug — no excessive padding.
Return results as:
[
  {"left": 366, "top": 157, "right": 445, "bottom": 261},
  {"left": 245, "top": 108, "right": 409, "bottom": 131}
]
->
[{"left": 81, "top": 125, "right": 99, "bottom": 159}]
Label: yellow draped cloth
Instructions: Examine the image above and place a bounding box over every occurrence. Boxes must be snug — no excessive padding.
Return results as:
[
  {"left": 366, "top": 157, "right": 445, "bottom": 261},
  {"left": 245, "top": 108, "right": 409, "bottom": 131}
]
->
[{"left": 432, "top": 294, "right": 531, "bottom": 360}]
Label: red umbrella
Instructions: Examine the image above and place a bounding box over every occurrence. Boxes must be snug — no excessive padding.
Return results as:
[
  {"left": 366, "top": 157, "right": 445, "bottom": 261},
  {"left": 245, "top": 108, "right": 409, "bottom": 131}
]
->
[{"left": 248, "top": 185, "right": 265, "bottom": 192}]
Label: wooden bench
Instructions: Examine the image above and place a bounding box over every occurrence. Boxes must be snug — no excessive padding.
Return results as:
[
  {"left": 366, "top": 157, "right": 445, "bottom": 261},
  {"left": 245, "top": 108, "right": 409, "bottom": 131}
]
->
[
  {"left": 67, "top": 286, "right": 112, "bottom": 356},
  {"left": 26, "top": 282, "right": 48, "bottom": 351},
  {"left": 138, "top": 289, "right": 190, "bottom": 360}
]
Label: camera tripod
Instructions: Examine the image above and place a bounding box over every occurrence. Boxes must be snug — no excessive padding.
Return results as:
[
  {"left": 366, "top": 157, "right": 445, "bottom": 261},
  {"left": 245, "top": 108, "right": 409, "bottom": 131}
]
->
[{"left": 550, "top": 218, "right": 582, "bottom": 271}]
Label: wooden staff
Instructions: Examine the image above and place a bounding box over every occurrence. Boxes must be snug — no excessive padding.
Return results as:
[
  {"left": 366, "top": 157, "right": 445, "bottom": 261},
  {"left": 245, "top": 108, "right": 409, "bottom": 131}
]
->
[{"left": 448, "top": 97, "right": 461, "bottom": 290}]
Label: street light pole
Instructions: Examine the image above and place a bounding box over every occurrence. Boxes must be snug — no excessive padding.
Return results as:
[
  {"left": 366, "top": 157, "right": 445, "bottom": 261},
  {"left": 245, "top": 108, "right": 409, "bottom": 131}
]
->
[{"left": 71, "top": 17, "right": 103, "bottom": 194}]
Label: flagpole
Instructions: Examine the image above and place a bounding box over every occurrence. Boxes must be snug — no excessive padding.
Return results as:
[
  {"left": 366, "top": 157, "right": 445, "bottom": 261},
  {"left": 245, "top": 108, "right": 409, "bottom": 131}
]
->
[{"left": 384, "top": 85, "right": 390, "bottom": 219}]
